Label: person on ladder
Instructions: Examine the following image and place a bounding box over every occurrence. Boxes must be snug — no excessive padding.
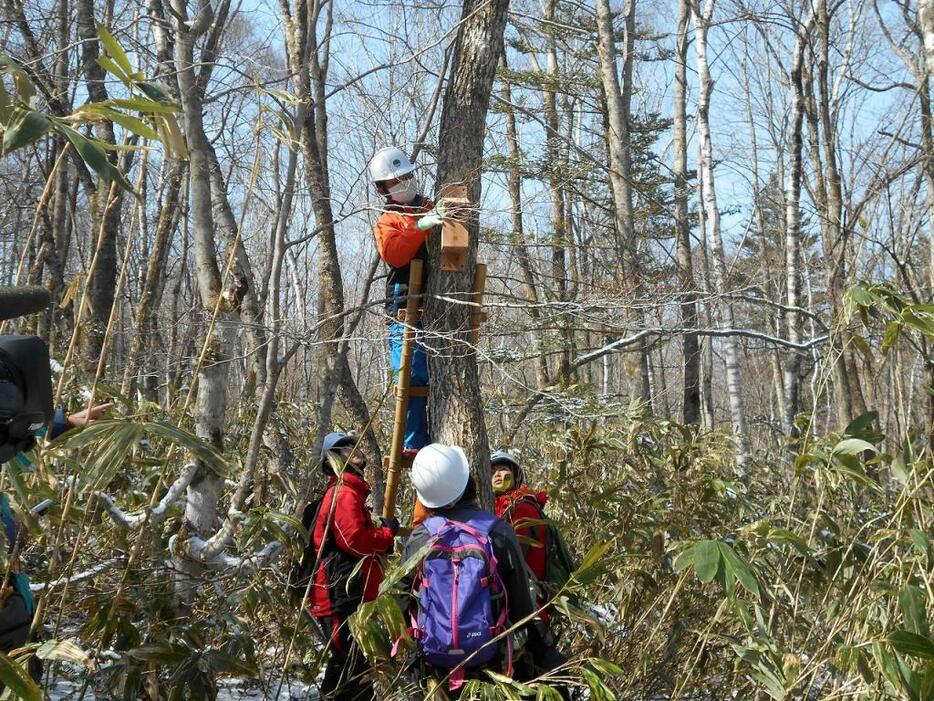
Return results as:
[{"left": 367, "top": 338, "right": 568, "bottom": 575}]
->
[{"left": 368, "top": 146, "right": 444, "bottom": 458}]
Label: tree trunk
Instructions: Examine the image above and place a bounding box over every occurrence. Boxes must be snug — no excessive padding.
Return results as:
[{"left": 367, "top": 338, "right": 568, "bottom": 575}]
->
[
  {"left": 921, "top": 0, "right": 934, "bottom": 84},
  {"left": 172, "top": 0, "right": 232, "bottom": 601},
  {"left": 75, "top": 0, "right": 125, "bottom": 366},
  {"left": 285, "top": 0, "right": 383, "bottom": 491},
  {"left": 254, "top": 135, "right": 300, "bottom": 504},
  {"left": 122, "top": 161, "right": 186, "bottom": 397},
  {"left": 803, "top": 0, "right": 866, "bottom": 428},
  {"left": 500, "top": 58, "right": 550, "bottom": 390},
  {"left": 542, "top": 0, "right": 573, "bottom": 381},
  {"left": 595, "top": 0, "right": 652, "bottom": 409},
  {"left": 913, "top": 1, "right": 934, "bottom": 442},
  {"left": 673, "top": 0, "right": 700, "bottom": 425},
  {"left": 693, "top": 0, "right": 749, "bottom": 466},
  {"left": 204, "top": 154, "right": 268, "bottom": 396},
  {"left": 782, "top": 4, "right": 816, "bottom": 436},
  {"left": 425, "top": 0, "right": 510, "bottom": 508}
]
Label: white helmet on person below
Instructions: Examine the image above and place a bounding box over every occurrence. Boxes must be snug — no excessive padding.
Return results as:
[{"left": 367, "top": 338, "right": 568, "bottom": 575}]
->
[
  {"left": 490, "top": 449, "right": 525, "bottom": 487},
  {"left": 369, "top": 146, "right": 415, "bottom": 183},
  {"left": 411, "top": 443, "right": 470, "bottom": 509}
]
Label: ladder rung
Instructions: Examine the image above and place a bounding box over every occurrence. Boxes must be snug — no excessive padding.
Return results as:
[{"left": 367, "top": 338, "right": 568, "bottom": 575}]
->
[
  {"left": 396, "top": 308, "right": 422, "bottom": 323},
  {"left": 395, "top": 385, "right": 429, "bottom": 398},
  {"left": 384, "top": 454, "right": 414, "bottom": 469}
]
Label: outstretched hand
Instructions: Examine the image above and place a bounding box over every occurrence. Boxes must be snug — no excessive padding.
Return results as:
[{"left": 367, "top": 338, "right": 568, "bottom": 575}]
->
[
  {"left": 380, "top": 516, "right": 401, "bottom": 536},
  {"left": 66, "top": 402, "right": 114, "bottom": 427},
  {"left": 416, "top": 210, "right": 444, "bottom": 231}
]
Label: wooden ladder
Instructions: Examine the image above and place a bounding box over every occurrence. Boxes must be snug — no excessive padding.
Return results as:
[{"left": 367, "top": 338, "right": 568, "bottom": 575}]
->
[{"left": 381, "top": 259, "right": 488, "bottom": 527}]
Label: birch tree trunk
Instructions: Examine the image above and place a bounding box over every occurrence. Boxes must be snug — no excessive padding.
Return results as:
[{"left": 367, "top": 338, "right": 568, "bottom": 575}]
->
[
  {"left": 171, "top": 0, "right": 231, "bottom": 600},
  {"left": 693, "top": 0, "right": 749, "bottom": 466},
  {"left": 694, "top": 161, "right": 716, "bottom": 430},
  {"left": 425, "top": 0, "right": 510, "bottom": 508},
  {"left": 782, "top": 5, "right": 817, "bottom": 436},
  {"left": 921, "top": 0, "right": 934, "bottom": 84},
  {"left": 595, "top": 0, "right": 652, "bottom": 409},
  {"left": 673, "top": 0, "right": 700, "bottom": 425}
]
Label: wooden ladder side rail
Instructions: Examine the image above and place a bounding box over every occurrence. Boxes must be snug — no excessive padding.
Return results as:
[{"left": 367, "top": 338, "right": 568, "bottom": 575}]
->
[{"left": 382, "top": 259, "right": 423, "bottom": 520}]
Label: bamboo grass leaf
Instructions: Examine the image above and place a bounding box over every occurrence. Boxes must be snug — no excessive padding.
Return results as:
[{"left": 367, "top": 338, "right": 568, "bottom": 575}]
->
[
  {"left": 718, "top": 541, "right": 760, "bottom": 597},
  {"left": 693, "top": 540, "right": 720, "bottom": 583},
  {"left": 2, "top": 105, "right": 52, "bottom": 153},
  {"left": 888, "top": 630, "right": 934, "bottom": 660},
  {"left": 0, "top": 651, "right": 41, "bottom": 701},
  {"left": 97, "top": 24, "right": 134, "bottom": 76},
  {"left": 35, "top": 639, "right": 91, "bottom": 667},
  {"left": 831, "top": 438, "right": 877, "bottom": 456}
]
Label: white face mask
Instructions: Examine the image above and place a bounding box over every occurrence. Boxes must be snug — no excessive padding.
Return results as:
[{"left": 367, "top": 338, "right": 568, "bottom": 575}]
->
[{"left": 388, "top": 179, "right": 418, "bottom": 204}]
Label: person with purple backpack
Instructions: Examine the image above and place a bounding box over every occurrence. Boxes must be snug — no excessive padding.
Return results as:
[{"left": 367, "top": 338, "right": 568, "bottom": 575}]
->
[{"left": 397, "top": 443, "right": 569, "bottom": 698}]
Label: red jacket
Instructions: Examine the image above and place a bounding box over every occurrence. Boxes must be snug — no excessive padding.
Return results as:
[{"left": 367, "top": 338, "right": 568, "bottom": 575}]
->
[
  {"left": 308, "top": 472, "right": 394, "bottom": 618},
  {"left": 494, "top": 487, "right": 549, "bottom": 582}
]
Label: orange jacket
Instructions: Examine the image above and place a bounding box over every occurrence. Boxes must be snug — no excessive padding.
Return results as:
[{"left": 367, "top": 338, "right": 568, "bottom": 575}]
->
[
  {"left": 412, "top": 498, "right": 429, "bottom": 527},
  {"left": 373, "top": 198, "right": 433, "bottom": 269}
]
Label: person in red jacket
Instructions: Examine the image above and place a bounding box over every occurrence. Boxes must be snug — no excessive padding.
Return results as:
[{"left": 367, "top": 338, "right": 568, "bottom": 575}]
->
[
  {"left": 490, "top": 450, "right": 549, "bottom": 584},
  {"left": 307, "top": 432, "right": 399, "bottom": 701},
  {"left": 368, "top": 146, "right": 444, "bottom": 456}
]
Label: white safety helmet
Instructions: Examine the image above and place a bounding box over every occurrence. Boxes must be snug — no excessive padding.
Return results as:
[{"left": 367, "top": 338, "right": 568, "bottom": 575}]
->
[
  {"left": 369, "top": 146, "right": 416, "bottom": 183},
  {"left": 411, "top": 443, "right": 470, "bottom": 509}
]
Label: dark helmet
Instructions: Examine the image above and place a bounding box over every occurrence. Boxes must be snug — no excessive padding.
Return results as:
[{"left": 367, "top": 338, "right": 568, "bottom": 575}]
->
[
  {"left": 490, "top": 449, "right": 524, "bottom": 487},
  {"left": 320, "top": 431, "right": 355, "bottom": 475}
]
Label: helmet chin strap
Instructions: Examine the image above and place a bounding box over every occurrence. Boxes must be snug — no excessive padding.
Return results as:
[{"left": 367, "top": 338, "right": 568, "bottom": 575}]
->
[{"left": 331, "top": 455, "right": 366, "bottom": 479}]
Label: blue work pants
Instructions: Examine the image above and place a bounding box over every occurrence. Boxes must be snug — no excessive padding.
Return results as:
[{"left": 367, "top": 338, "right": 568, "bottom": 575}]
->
[{"left": 388, "top": 321, "right": 429, "bottom": 450}]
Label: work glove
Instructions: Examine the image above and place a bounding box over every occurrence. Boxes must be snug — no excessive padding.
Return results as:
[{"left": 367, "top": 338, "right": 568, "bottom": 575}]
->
[
  {"left": 380, "top": 517, "right": 401, "bottom": 536},
  {"left": 416, "top": 202, "right": 445, "bottom": 231}
]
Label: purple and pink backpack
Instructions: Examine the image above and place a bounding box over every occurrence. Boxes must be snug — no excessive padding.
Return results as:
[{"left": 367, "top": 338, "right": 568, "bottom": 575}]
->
[{"left": 409, "top": 513, "right": 512, "bottom": 689}]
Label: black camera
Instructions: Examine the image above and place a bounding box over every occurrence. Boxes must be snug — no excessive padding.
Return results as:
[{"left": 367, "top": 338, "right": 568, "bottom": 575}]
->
[
  {"left": 0, "top": 287, "right": 55, "bottom": 462},
  {"left": 0, "top": 336, "right": 54, "bottom": 462}
]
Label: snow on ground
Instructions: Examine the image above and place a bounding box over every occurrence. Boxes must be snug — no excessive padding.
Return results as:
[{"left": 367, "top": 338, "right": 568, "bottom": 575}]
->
[{"left": 45, "top": 676, "right": 317, "bottom": 700}]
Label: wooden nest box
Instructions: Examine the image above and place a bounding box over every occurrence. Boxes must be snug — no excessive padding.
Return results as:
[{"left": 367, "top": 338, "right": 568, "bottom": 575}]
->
[{"left": 439, "top": 184, "right": 470, "bottom": 272}]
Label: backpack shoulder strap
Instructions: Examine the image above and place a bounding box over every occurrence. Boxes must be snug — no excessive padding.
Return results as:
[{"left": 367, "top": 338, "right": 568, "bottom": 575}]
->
[
  {"left": 462, "top": 511, "right": 499, "bottom": 538},
  {"left": 0, "top": 493, "right": 17, "bottom": 549},
  {"left": 422, "top": 515, "right": 449, "bottom": 538},
  {"left": 301, "top": 497, "right": 321, "bottom": 531},
  {"left": 502, "top": 493, "right": 544, "bottom": 521}
]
